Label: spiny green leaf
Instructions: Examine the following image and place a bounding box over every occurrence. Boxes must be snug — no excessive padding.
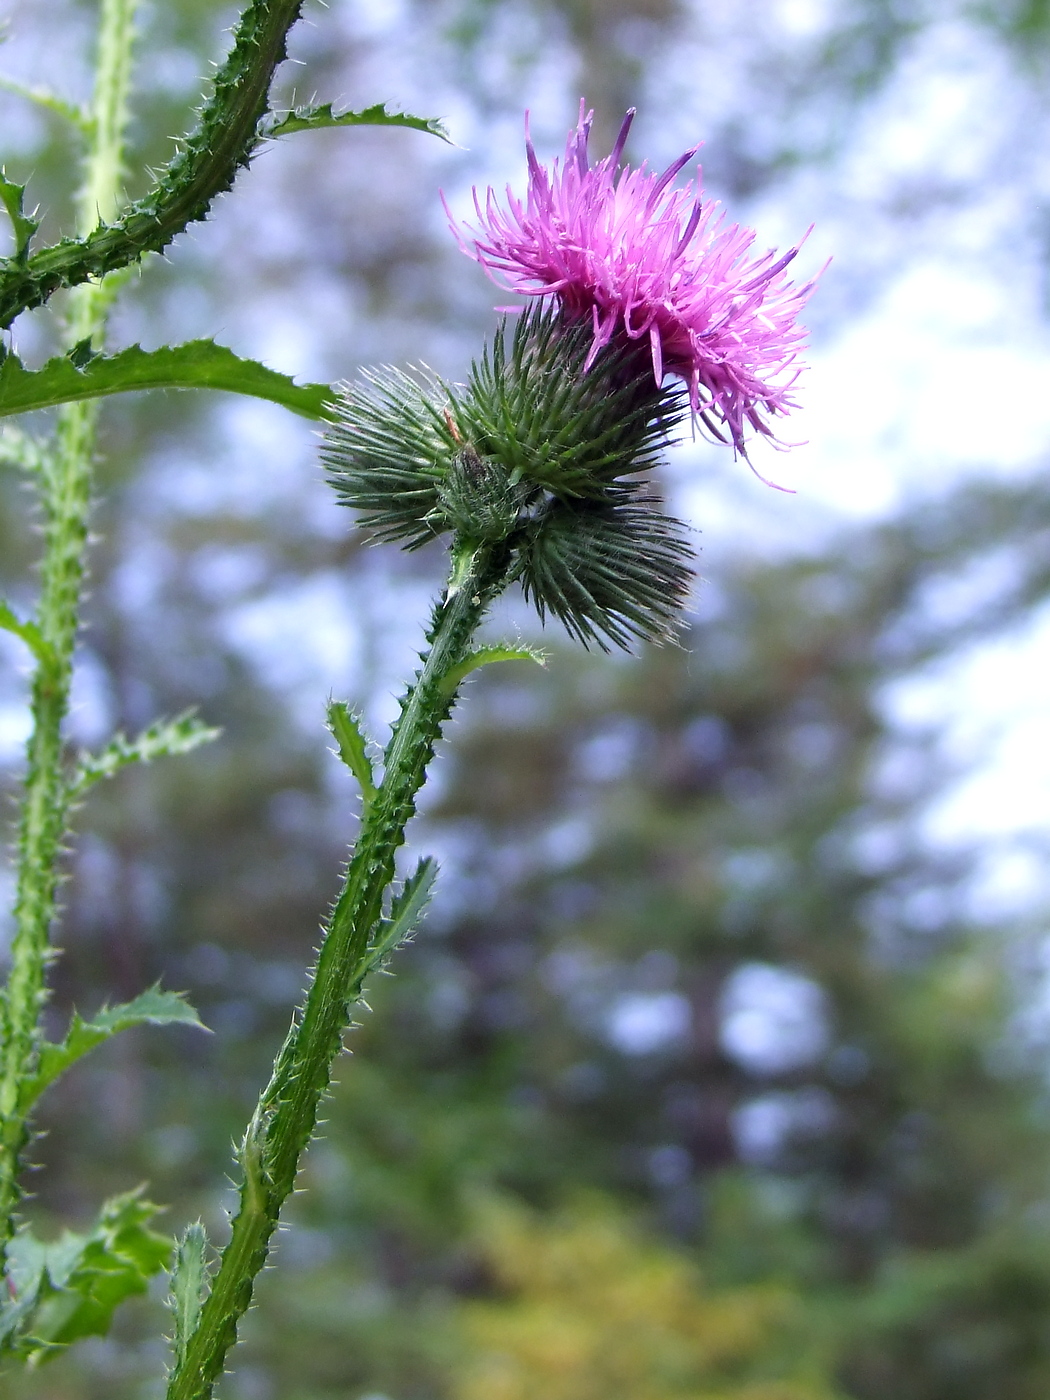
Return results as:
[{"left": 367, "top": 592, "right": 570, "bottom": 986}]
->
[
  {"left": 353, "top": 858, "right": 438, "bottom": 990},
  {"left": 0, "top": 339, "right": 338, "bottom": 421},
  {"left": 439, "top": 642, "right": 547, "bottom": 697},
  {"left": 20, "top": 987, "right": 207, "bottom": 1111},
  {"left": 67, "top": 336, "right": 101, "bottom": 370},
  {"left": 0, "top": 168, "right": 39, "bottom": 261},
  {"left": 70, "top": 710, "right": 221, "bottom": 797},
  {"left": 327, "top": 701, "right": 377, "bottom": 806},
  {"left": 0, "top": 598, "right": 52, "bottom": 665},
  {"left": 263, "top": 100, "right": 451, "bottom": 144},
  {"left": 385, "top": 858, "right": 438, "bottom": 945},
  {"left": 170, "top": 1223, "right": 210, "bottom": 1368},
  {"left": 2, "top": 1188, "right": 172, "bottom": 1362}
]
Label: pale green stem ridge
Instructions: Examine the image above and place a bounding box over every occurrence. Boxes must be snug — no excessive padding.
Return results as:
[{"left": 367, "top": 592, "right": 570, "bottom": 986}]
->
[
  {"left": 166, "top": 540, "right": 511, "bottom": 1400},
  {"left": 0, "top": 0, "right": 139, "bottom": 1260}
]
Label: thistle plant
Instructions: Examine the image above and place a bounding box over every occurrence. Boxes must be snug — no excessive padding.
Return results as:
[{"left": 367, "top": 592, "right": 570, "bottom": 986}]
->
[{"left": 0, "top": 6, "right": 817, "bottom": 1391}]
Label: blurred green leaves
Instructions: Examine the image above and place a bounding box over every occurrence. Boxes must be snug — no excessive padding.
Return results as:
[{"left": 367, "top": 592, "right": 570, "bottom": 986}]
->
[
  {"left": 71, "top": 712, "right": 221, "bottom": 798},
  {"left": 1, "top": 1190, "right": 171, "bottom": 1366}
]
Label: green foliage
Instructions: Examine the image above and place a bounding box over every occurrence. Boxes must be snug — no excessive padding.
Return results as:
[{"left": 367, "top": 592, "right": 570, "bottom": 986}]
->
[
  {"left": 6, "top": 1, "right": 1050, "bottom": 1397},
  {"left": 19, "top": 987, "right": 207, "bottom": 1112},
  {"left": 262, "top": 101, "right": 451, "bottom": 143},
  {"left": 170, "top": 1224, "right": 210, "bottom": 1372},
  {"left": 327, "top": 702, "right": 378, "bottom": 807},
  {"left": 0, "top": 426, "right": 49, "bottom": 474},
  {"left": 439, "top": 642, "right": 547, "bottom": 696},
  {"left": 351, "top": 858, "right": 440, "bottom": 993},
  {"left": 0, "top": 340, "right": 336, "bottom": 422},
  {"left": 70, "top": 711, "right": 222, "bottom": 797},
  {"left": 0, "top": 76, "right": 88, "bottom": 133},
  {"left": 449, "top": 1195, "right": 839, "bottom": 1400},
  {"left": 0, "top": 1189, "right": 172, "bottom": 1366},
  {"left": 0, "top": 601, "right": 51, "bottom": 665},
  {"left": 839, "top": 1235, "right": 1050, "bottom": 1400},
  {"left": 0, "top": 171, "right": 38, "bottom": 262},
  {"left": 229, "top": 470, "right": 1050, "bottom": 1400}
]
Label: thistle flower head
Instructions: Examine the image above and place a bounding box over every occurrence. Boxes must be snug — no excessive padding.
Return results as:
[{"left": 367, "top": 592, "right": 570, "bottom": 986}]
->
[
  {"left": 322, "top": 303, "right": 693, "bottom": 650},
  {"left": 445, "top": 102, "right": 819, "bottom": 458}
]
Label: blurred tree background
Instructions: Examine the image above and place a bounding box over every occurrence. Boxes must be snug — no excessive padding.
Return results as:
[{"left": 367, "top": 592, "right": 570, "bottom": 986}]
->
[{"left": 4, "top": 0, "right": 1050, "bottom": 1397}]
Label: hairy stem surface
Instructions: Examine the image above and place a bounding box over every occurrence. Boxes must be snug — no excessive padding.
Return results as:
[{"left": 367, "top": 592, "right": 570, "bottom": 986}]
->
[
  {"left": 167, "top": 542, "right": 510, "bottom": 1400},
  {"left": 0, "top": 0, "right": 138, "bottom": 1259},
  {"left": 0, "top": 0, "right": 304, "bottom": 330}
]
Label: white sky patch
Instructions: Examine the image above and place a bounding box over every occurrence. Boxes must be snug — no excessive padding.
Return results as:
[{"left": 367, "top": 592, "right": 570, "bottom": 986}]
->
[
  {"left": 607, "top": 991, "right": 691, "bottom": 1056},
  {"left": 350, "top": 0, "right": 406, "bottom": 37},
  {"left": 657, "top": 18, "right": 1050, "bottom": 920},
  {"left": 733, "top": 1087, "right": 836, "bottom": 1165},
  {"left": 882, "top": 603, "right": 1050, "bottom": 853},
  {"left": 0, "top": 704, "right": 32, "bottom": 766},
  {"left": 847, "top": 23, "right": 1019, "bottom": 190},
  {"left": 220, "top": 572, "right": 362, "bottom": 728},
  {"left": 774, "top": 0, "right": 833, "bottom": 38},
  {"left": 771, "top": 262, "right": 1050, "bottom": 521},
  {"left": 65, "top": 648, "right": 117, "bottom": 746},
  {"left": 719, "top": 963, "right": 829, "bottom": 1076}
]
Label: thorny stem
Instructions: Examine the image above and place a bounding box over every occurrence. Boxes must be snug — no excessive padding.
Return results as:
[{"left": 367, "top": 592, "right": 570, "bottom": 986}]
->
[
  {"left": 166, "top": 541, "right": 511, "bottom": 1400},
  {"left": 0, "top": 0, "right": 138, "bottom": 1262},
  {"left": 0, "top": 0, "right": 305, "bottom": 331}
]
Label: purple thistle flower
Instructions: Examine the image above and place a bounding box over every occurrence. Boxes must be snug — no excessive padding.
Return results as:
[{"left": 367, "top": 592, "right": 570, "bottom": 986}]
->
[{"left": 445, "top": 103, "right": 821, "bottom": 464}]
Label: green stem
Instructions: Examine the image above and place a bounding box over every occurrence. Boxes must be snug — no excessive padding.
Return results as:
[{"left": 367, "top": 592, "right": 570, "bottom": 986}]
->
[
  {"left": 0, "top": 0, "right": 304, "bottom": 330},
  {"left": 0, "top": 0, "right": 138, "bottom": 1260},
  {"left": 167, "top": 541, "right": 510, "bottom": 1400}
]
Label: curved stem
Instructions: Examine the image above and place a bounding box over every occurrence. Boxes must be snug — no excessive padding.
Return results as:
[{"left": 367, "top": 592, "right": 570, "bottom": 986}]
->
[
  {"left": 0, "top": 0, "right": 304, "bottom": 330},
  {"left": 166, "top": 541, "right": 510, "bottom": 1400},
  {"left": 0, "top": 0, "right": 139, "bottom": 1261}
]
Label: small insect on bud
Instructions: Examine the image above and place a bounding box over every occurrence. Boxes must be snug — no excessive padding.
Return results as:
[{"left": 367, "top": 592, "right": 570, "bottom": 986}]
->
[{"left": 436, "top": 447, "right": 525, "bottom": 542}]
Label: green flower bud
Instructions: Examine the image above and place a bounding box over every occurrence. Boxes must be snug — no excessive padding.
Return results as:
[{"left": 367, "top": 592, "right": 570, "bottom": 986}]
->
[
  {"left": 322, "top": 302, "right": 695, "bottom": 650},
  {"left": 435, "top": 447, "right": 526, "bottom": 542}
]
